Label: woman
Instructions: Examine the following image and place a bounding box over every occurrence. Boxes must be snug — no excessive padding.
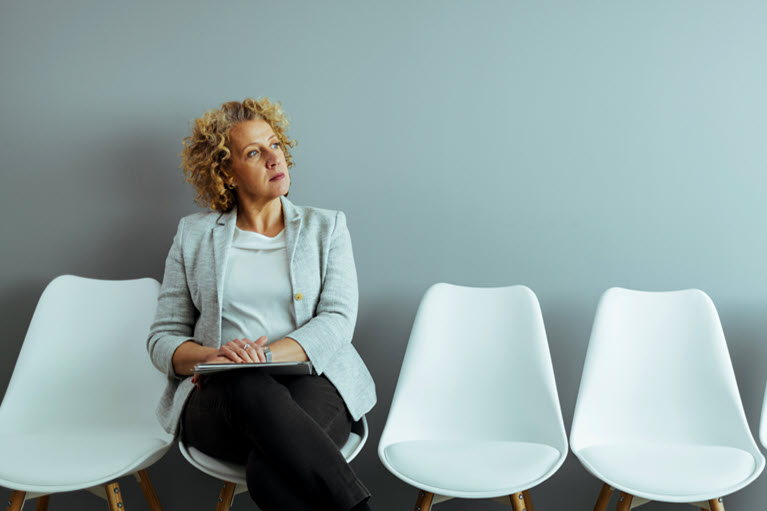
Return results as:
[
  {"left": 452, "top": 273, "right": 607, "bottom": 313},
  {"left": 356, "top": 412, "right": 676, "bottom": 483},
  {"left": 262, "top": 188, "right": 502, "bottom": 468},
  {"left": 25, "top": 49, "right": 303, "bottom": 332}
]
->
[{"left": 147, "top": 98, "right": 376, "bottom": 511}]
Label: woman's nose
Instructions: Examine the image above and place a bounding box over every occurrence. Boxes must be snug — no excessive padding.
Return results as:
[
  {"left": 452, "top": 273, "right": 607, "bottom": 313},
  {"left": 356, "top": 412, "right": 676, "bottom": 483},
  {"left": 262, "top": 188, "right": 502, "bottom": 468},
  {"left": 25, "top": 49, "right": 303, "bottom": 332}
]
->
[{"left": 265, "top": 149, "right": 278, "bottom": 167}]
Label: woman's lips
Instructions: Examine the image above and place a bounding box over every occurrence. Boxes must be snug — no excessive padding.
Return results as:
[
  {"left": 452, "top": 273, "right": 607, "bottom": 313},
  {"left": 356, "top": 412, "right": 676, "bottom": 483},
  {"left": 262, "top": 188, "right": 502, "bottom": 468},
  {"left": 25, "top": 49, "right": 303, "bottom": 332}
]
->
[{"left": 270, "top": 173, "right": 285, "bottom": 181}]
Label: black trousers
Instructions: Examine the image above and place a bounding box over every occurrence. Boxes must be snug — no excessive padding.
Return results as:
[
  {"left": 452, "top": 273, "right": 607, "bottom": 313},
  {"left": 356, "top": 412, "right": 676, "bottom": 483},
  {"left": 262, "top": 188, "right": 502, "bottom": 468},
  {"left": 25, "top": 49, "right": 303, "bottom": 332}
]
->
[{"left": 182, "top": 370, "right": 370, "bottom": 511}]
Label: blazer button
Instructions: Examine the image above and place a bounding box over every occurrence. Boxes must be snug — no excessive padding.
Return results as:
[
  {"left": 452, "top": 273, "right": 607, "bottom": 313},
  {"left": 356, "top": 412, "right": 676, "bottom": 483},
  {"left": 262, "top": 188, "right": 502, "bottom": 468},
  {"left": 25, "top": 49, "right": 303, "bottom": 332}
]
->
[{"left": 295, "top": 293, "right": 304, "bottom": 301}]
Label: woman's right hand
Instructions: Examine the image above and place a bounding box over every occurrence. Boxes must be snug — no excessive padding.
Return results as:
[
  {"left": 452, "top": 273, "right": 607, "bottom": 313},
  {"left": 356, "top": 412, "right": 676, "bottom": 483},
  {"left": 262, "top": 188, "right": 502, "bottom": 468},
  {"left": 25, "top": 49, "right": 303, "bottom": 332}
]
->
[{"left": 191, "top": 352, "right": 233, "bottom": 390}]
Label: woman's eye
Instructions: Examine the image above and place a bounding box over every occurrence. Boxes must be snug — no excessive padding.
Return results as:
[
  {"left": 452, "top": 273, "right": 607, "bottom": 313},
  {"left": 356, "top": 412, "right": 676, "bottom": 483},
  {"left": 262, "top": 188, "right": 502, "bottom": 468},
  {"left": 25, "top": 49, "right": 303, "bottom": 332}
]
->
[
  {"left": 247, "top": 150, "right": 259, "bottom": 158},
  {"left": 271, "top": 142, "right": 280, "bottom": 149}
]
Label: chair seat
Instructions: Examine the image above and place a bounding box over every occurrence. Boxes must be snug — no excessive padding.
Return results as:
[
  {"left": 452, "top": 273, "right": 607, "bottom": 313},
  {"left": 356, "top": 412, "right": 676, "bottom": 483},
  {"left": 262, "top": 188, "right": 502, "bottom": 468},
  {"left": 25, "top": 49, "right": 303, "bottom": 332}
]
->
[
  {"left": 381, "top": 440, "right": 562, "bottom": 496},
  {"left": 577, "top": 443, "right": 760, "bottom": 502},
  {"left": 0, "top": 432, "right": 171, "bottom": 491},
  {"left": 183, "top": 431, "right": 364, "bottom": 485}
]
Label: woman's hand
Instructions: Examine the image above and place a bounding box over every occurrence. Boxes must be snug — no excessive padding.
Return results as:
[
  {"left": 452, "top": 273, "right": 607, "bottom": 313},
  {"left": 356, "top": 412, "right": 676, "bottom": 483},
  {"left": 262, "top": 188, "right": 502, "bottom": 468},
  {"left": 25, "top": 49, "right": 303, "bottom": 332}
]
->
[
  {"left": 219, "top": 336, "right": 268, "bottom": 363},
  {"left": 191, "top": 336, "right": 268, "bottom": 390}
]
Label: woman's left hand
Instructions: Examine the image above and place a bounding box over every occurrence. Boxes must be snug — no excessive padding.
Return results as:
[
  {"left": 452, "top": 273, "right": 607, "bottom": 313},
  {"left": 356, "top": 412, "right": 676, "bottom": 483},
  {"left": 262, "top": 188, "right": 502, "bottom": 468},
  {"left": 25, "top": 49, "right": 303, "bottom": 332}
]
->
[{"left": 220, "top": 336, "right": 268, "bottom": 363}]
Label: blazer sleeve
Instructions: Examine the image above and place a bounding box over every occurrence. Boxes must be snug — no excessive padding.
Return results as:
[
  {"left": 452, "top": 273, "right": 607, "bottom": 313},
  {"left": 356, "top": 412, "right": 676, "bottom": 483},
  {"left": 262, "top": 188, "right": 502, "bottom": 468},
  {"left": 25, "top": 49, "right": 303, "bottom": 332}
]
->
[
  {"left": 147, "top": 217, "right": 197, "bottom": 378},
  {"left": 287, "top": 211, "right": 358, "bottom": 376}
]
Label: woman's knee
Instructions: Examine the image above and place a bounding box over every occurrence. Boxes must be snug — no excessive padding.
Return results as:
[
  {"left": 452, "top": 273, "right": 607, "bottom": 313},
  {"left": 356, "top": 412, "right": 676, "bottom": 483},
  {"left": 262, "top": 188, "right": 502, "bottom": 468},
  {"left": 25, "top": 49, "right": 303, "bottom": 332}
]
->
[
  {"left": 219, "top": 369, "right": 274, "bottom": 397},
  {"left": 220, "top": 370, "right": 292, "bottom": 419}
]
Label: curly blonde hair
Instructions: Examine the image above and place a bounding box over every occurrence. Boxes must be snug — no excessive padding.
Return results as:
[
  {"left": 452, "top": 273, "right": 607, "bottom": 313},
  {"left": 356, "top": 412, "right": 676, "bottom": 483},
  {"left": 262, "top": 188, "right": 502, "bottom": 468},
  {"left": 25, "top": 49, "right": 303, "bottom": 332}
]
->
[{"left": 181, "top": 98, "right": 297, "bottom": 212}]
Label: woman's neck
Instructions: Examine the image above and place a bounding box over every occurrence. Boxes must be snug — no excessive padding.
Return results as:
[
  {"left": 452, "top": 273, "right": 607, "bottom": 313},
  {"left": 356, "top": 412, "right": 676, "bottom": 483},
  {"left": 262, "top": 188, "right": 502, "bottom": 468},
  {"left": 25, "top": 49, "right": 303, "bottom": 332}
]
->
[{"left": 235, "top": 197, "right": 284, "bottom": 236}]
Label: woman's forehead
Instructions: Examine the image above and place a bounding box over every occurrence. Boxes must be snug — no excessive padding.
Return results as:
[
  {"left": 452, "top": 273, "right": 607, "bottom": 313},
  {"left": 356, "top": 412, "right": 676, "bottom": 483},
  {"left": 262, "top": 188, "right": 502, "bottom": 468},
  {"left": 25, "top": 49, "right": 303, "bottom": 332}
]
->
[{"left": 231, "top": 119, "right": 275, "bottom": 149}]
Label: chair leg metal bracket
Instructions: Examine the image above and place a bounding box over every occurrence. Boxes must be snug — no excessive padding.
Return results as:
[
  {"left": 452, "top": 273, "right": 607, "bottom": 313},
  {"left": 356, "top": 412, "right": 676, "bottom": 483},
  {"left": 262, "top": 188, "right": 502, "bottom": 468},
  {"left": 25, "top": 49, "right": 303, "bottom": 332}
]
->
[
  {"left": 510, "top": 491, "right": 526, "bottom": 511},
  {"left": 104, "top": 482, "right": 125, "bottom": 511},
  {"left": 215, "top": 482, "right": 236, "bottom": 511},
  {"left": 413, "top": 489, "right": 434, "bottom": 511},
  {"left": 708, "top": 497, "right": 725, "bottom": 511},
  {"left": 616, "top": 492, "right": 633, "bottom": 511},
  {"left": 7, "top": 491, "right": 25, "bottom": 511}
]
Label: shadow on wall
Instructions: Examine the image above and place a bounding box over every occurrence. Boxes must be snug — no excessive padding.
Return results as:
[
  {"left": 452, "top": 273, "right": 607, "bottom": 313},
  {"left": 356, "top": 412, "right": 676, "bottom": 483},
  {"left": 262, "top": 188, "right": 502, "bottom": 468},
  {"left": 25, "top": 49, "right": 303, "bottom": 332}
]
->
[
  {"left": 82, "top": 128, "right": 192, "bottom": 280},
  {"left": 0, "top": 125, "right": 189, "bottom": 399},
  {"left": 0, "top": 281, "right": 47, "bottom": 404},
  {"left": 717, "top": 303, "right": 767, "bottom": 432}
]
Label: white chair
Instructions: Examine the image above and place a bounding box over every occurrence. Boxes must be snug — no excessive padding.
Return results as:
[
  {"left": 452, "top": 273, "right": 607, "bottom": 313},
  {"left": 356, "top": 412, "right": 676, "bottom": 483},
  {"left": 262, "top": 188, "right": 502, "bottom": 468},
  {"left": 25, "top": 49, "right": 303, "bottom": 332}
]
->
[
  {"left": 179, "top": 416, "right": 369, "bottom": 511},
  {"left": 378, "top": 283, "right": 568, "bottom": 511},
  {"left": 760, "top": 381, "right": 767, "bottom": 450},
  {"left": 0, "top": 275, "right": 173, "bottom": 511},
  {"left": 570, "top": 287, "right": 764, "bottom": 511}
]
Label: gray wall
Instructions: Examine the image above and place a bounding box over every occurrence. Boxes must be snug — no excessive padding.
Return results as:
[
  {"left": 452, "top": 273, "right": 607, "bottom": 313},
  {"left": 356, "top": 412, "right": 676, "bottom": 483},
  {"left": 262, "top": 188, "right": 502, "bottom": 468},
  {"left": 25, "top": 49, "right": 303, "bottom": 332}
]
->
[{"left": 2, "top": 1, "right": 766, "bottom": 510}]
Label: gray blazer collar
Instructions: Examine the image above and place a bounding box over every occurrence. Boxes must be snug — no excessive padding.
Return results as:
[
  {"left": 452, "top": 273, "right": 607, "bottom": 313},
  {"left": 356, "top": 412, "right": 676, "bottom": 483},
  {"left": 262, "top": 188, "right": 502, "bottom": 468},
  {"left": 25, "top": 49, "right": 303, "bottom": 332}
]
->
[{"left": 213, "top": 195, "right": 300, "bottom": 227}]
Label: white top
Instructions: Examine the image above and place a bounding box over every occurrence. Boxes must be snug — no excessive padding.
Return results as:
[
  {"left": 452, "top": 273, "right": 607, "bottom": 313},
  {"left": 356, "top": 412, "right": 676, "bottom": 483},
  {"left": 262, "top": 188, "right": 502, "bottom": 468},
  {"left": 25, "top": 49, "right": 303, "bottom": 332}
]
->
[{"left": 220, "top": 227, "right": 297, "bottom": 345}]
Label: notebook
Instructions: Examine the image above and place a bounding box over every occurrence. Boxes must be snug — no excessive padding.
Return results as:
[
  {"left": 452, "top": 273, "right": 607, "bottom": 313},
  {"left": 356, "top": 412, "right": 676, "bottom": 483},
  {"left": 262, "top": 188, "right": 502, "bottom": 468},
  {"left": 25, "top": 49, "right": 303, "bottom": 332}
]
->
[{"left": 193, "top": 361, "right": 313, "bottom": 376}]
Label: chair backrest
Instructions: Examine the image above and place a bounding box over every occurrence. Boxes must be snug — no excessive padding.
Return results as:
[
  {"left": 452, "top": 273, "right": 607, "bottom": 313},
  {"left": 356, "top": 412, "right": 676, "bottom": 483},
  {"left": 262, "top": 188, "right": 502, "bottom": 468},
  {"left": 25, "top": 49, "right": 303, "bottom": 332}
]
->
[
  {"left": 571, "top": 287, "right": 759, "bottom": 453},
  {"left": 0, "top": 275, "right": 168, "bottom": 436},
  {"left": 760, "top": 382, "right": 767, "bottom": 449},
  {"left": 379, "top": 284, "right": 567, "bottom": 451}
]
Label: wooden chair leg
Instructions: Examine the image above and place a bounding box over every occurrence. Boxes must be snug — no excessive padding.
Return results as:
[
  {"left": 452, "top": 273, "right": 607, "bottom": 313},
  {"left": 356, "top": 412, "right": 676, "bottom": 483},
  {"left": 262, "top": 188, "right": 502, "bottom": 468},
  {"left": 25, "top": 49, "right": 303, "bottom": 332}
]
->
[
  {"left": 7, "top": 491, "right": 25, "bottom": 511},
  {"left": 709, "top": 498, "right": 725, "bottom": 511},
  {"left": 616, "top": 492, "right": 633, "bottom": 511},
  {"left": 35, "top": 496, "right": 49, "bottom": 511},
  {"left": 593, "top": 484, "right": 613, "bottom": 511},
  {"left": 215, "top": 482, "right": 236, "bottom": 511},
  {"left": 105, "top": 482, "right": 125, "bottom": 511},
  {"left": 523, "top": 489, "right": 534, "bottom": 511},
  {"left": 510, "top": 492, "right": 526, "bottom": 511},
  {"left": 135, "top": 469, "right": 163, "bottom": 511},
  {"left": 413, "top": 489, "right": 434, "bottom": 511}
]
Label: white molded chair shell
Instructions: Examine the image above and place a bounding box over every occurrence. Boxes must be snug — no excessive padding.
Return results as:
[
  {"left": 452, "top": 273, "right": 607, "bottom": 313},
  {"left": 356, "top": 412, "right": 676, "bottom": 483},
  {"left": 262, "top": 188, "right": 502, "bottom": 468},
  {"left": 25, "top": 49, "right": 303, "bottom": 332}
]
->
[
  {"left": 761, "top": 382, "right": 767, "bottom": 450},
  {"left": 570, "top": 287, "right": 764, "bottom": 503},
  {"left": 0, "top": 275, "right": 173, "bottom": 493},
  {"left": 179, "top": 416, "right": 368, "bottom": 492},
  {"left": 378, "top": 284, "right": 568, "bottom": 499}
]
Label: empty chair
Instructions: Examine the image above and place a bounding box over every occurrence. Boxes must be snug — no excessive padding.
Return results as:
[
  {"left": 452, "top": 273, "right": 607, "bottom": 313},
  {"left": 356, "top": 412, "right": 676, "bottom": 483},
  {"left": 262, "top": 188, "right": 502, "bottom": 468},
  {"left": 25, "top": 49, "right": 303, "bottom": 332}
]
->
[
  {"left": 178, "top": 416, "right": 368, "bottom": 511},
  {"left": 378, "top": 283, "right": 568, "bottom": 510},
  {"left": 0, "top": 275, "right": 173, "bottom": 511},
  {"left": 760, "top": 381, "right": 767, "bottom": 451},
  {"left": 570, "top": 287, "right": 764, "bottom": 511}
]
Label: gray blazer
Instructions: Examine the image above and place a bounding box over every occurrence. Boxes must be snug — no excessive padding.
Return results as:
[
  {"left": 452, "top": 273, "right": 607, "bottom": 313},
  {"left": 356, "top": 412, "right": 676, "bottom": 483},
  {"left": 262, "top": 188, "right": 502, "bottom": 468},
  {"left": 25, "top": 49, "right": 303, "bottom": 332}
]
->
[{"left": 147, "top": 196, "right": 376, "bottom": 435}]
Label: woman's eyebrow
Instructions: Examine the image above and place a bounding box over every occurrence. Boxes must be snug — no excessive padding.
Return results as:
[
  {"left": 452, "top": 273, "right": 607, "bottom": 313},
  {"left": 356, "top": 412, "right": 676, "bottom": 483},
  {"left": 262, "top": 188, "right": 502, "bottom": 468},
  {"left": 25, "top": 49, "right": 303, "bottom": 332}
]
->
[
  {"left": 242, "top": 141, "right": 263, "bottom": 152},
  {"left": 243, "top": 135, "right": 277, "bottom": 150}
]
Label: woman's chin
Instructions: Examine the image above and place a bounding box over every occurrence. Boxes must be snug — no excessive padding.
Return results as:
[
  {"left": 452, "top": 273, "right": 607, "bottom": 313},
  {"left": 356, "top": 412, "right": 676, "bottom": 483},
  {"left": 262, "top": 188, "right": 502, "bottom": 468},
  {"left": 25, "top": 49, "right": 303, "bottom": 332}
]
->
[{"left": 274, "top": 181, "right": 290, "bottom": 197}]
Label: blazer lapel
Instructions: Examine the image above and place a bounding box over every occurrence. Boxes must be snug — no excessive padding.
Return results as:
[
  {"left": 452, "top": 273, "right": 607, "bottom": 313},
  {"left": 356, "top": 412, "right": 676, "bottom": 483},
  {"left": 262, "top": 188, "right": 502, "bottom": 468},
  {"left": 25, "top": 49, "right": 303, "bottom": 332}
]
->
[
  {"left": 282, "top": 196, "right": 303, "bottom": 268},
  {"left": 212, "top": 208, "right": 237, "bottom": 333}
]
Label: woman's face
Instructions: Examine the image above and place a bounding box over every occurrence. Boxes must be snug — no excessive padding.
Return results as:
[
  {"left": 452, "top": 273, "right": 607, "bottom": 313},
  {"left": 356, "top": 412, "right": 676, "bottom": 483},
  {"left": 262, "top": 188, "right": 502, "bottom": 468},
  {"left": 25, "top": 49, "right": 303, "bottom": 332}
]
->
[{"left": 227, "top": 119, "right": 290, "bottom": 205}]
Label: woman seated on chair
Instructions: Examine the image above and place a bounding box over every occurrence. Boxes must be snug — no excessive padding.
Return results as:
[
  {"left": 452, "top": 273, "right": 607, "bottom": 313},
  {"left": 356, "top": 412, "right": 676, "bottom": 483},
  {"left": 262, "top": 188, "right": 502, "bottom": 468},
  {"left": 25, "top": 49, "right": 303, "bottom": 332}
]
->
[{"left": 147, "top": 98, "right": 376, "bottom": 511}]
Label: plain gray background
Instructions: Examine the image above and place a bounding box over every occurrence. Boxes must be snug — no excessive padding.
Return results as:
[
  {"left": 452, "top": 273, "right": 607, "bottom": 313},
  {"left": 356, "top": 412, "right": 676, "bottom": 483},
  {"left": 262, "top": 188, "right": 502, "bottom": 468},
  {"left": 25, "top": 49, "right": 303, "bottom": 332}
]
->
[{"left": 2, "top": 1, "right": 766, "bottom": 510}]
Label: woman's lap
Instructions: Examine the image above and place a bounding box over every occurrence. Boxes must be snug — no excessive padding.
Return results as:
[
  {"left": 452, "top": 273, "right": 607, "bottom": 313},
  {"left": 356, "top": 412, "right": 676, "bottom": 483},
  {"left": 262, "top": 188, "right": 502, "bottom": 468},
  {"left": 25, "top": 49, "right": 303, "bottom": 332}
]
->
[
  {"left": 181, "top": 370, "right": 352, "bottom": 464},
  {"left": 181, "top": 370, "right": 368, "bottom": 510}
]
